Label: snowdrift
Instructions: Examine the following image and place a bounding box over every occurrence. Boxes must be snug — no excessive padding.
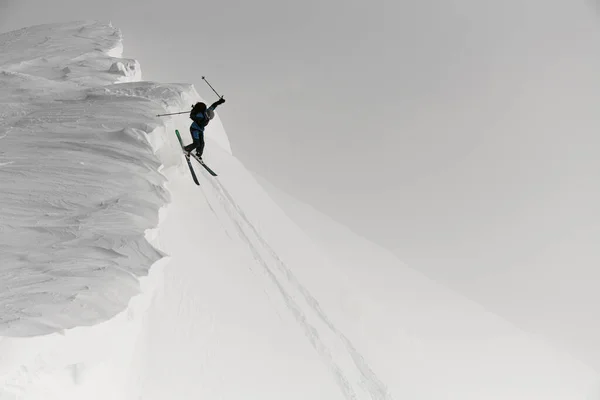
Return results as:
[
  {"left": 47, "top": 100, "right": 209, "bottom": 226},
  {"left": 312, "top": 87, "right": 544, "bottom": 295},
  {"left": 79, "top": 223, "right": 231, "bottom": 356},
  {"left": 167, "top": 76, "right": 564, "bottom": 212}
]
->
[{"left": 0, "top": 20, "right": 597, "bottom": 400}]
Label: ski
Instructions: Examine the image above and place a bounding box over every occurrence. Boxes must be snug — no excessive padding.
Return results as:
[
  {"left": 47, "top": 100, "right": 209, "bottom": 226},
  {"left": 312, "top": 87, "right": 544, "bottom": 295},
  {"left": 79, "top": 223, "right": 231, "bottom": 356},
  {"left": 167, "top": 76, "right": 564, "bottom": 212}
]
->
[
  {"left": 190, "top": 153, "right": 218, "bottom": 177},
  {"left": 174, "top": 130, "right": 200, "bottom": 185}
]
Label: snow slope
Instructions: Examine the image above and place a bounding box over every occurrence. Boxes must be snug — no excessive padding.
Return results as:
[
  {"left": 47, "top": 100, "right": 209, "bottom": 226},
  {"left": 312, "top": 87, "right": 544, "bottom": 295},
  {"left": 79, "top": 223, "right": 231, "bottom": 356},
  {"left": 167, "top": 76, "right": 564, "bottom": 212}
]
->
[{"left": 0, "top": 20, "right": 598, "bottom": 399}]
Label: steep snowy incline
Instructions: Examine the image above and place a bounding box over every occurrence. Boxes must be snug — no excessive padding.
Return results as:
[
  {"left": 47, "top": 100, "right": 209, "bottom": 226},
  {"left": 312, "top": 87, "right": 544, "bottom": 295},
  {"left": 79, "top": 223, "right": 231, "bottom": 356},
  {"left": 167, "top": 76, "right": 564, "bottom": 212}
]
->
[
  {"left": 138, "top": 151, "right": 396, "bottom": 400},
  {"left": 132, "top": 144, "right": 597, "bottom": 400}
]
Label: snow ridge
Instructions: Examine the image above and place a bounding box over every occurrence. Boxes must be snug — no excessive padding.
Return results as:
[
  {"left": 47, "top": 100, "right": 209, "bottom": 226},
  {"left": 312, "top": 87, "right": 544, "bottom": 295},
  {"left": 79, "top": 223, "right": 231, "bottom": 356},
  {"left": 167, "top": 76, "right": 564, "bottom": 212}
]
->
[{"left": 0, "top": 21, "right": 162, "bottom": 336}]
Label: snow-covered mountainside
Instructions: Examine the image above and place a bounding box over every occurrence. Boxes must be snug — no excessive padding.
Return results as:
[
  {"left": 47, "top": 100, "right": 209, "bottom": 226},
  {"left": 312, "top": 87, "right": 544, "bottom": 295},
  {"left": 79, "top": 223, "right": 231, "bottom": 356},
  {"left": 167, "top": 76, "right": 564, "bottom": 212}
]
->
[{"left": 0, "top": 20, "right": 598, "bottom": 400}]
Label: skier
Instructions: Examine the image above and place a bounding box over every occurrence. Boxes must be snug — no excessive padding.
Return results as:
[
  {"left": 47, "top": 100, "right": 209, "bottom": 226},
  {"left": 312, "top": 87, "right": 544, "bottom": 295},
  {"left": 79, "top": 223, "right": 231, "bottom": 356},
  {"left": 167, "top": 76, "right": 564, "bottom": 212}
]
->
[{"left": 184, "top": 97, "right": 226, "bottom": 159}]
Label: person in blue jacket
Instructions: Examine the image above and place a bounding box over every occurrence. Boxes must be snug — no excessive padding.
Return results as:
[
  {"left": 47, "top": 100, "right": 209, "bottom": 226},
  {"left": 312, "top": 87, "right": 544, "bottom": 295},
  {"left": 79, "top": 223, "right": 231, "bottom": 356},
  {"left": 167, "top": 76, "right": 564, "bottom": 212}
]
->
[{"left": 184, "top": 97, "right": 226, "bottom": 159}]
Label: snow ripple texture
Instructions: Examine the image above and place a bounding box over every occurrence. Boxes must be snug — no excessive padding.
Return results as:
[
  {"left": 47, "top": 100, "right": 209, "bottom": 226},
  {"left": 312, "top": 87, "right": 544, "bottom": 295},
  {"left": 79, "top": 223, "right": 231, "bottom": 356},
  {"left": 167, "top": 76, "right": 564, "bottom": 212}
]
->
[{"left": 0, "top": 21, "right": 170, "bottom": 336}]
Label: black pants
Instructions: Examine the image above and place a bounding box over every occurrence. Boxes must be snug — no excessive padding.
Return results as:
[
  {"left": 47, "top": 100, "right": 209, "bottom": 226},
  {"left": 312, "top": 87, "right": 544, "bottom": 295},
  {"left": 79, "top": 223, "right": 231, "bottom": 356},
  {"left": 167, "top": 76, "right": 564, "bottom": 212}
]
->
[{"left": 184, "top": 128, "right": 205, "bottom": 157}]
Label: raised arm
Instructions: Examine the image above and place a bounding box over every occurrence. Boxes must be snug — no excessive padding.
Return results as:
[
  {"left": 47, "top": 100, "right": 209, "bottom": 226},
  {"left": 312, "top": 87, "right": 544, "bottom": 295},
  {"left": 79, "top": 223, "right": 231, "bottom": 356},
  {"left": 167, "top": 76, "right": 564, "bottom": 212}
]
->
[{"left": 209, "top": 97, "right": 226, "bottom": 111}]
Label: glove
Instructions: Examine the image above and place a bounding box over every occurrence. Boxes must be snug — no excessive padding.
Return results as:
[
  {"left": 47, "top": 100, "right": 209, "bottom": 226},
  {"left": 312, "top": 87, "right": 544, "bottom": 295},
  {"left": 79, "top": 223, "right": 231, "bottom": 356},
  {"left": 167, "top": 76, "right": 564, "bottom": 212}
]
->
[{"left": 217, "top": 97, "right": 226, "bottom": 105}]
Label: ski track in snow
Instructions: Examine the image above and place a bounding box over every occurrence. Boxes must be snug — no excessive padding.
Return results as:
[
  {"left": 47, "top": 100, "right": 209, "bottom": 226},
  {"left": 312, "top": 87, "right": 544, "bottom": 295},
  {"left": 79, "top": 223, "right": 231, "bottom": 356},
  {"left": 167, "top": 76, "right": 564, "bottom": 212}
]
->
[{"left": 194, "top": 163, "right": 393, "bottom": 400}]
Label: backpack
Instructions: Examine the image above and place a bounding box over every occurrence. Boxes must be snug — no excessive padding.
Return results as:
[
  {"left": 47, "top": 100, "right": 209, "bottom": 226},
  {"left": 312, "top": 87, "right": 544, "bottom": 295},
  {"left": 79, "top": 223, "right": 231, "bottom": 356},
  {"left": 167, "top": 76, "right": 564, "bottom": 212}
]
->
[{"left": 190, "top": 103, "right": 206, "bottom": 125}]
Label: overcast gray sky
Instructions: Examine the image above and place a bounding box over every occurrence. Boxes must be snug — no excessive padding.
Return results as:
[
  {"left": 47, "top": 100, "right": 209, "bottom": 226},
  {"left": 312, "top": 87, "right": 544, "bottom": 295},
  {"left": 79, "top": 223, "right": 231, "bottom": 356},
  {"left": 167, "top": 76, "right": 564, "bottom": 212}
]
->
[{"left": 3, "top": 0, "right": 600, "bottom": 368}]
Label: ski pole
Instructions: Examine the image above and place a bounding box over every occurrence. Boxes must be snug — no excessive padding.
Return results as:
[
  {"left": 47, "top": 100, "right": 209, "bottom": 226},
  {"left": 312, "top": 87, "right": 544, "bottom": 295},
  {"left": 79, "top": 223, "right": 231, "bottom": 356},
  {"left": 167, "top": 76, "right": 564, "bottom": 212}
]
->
[
  {"left": 202, "top": 76, "right": 223, "bottom": 99},
  {"left": 156, "top": 111, "right": 189, "bottom": 117}
]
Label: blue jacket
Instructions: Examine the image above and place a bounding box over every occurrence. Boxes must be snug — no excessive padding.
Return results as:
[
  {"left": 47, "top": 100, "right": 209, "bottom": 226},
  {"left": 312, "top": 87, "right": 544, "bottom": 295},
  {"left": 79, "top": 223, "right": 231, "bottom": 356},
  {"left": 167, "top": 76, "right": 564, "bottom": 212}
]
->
[{"left": 191, "top": 109, "right": 212, "bottom": 132}]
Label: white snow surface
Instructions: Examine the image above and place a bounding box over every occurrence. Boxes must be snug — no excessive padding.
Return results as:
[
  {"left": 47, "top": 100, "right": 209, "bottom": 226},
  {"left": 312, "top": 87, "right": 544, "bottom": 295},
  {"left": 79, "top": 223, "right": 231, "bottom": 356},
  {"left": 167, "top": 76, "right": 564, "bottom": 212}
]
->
[{"left": 0, "top": 20, "right": 597, "bottom": 399}]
